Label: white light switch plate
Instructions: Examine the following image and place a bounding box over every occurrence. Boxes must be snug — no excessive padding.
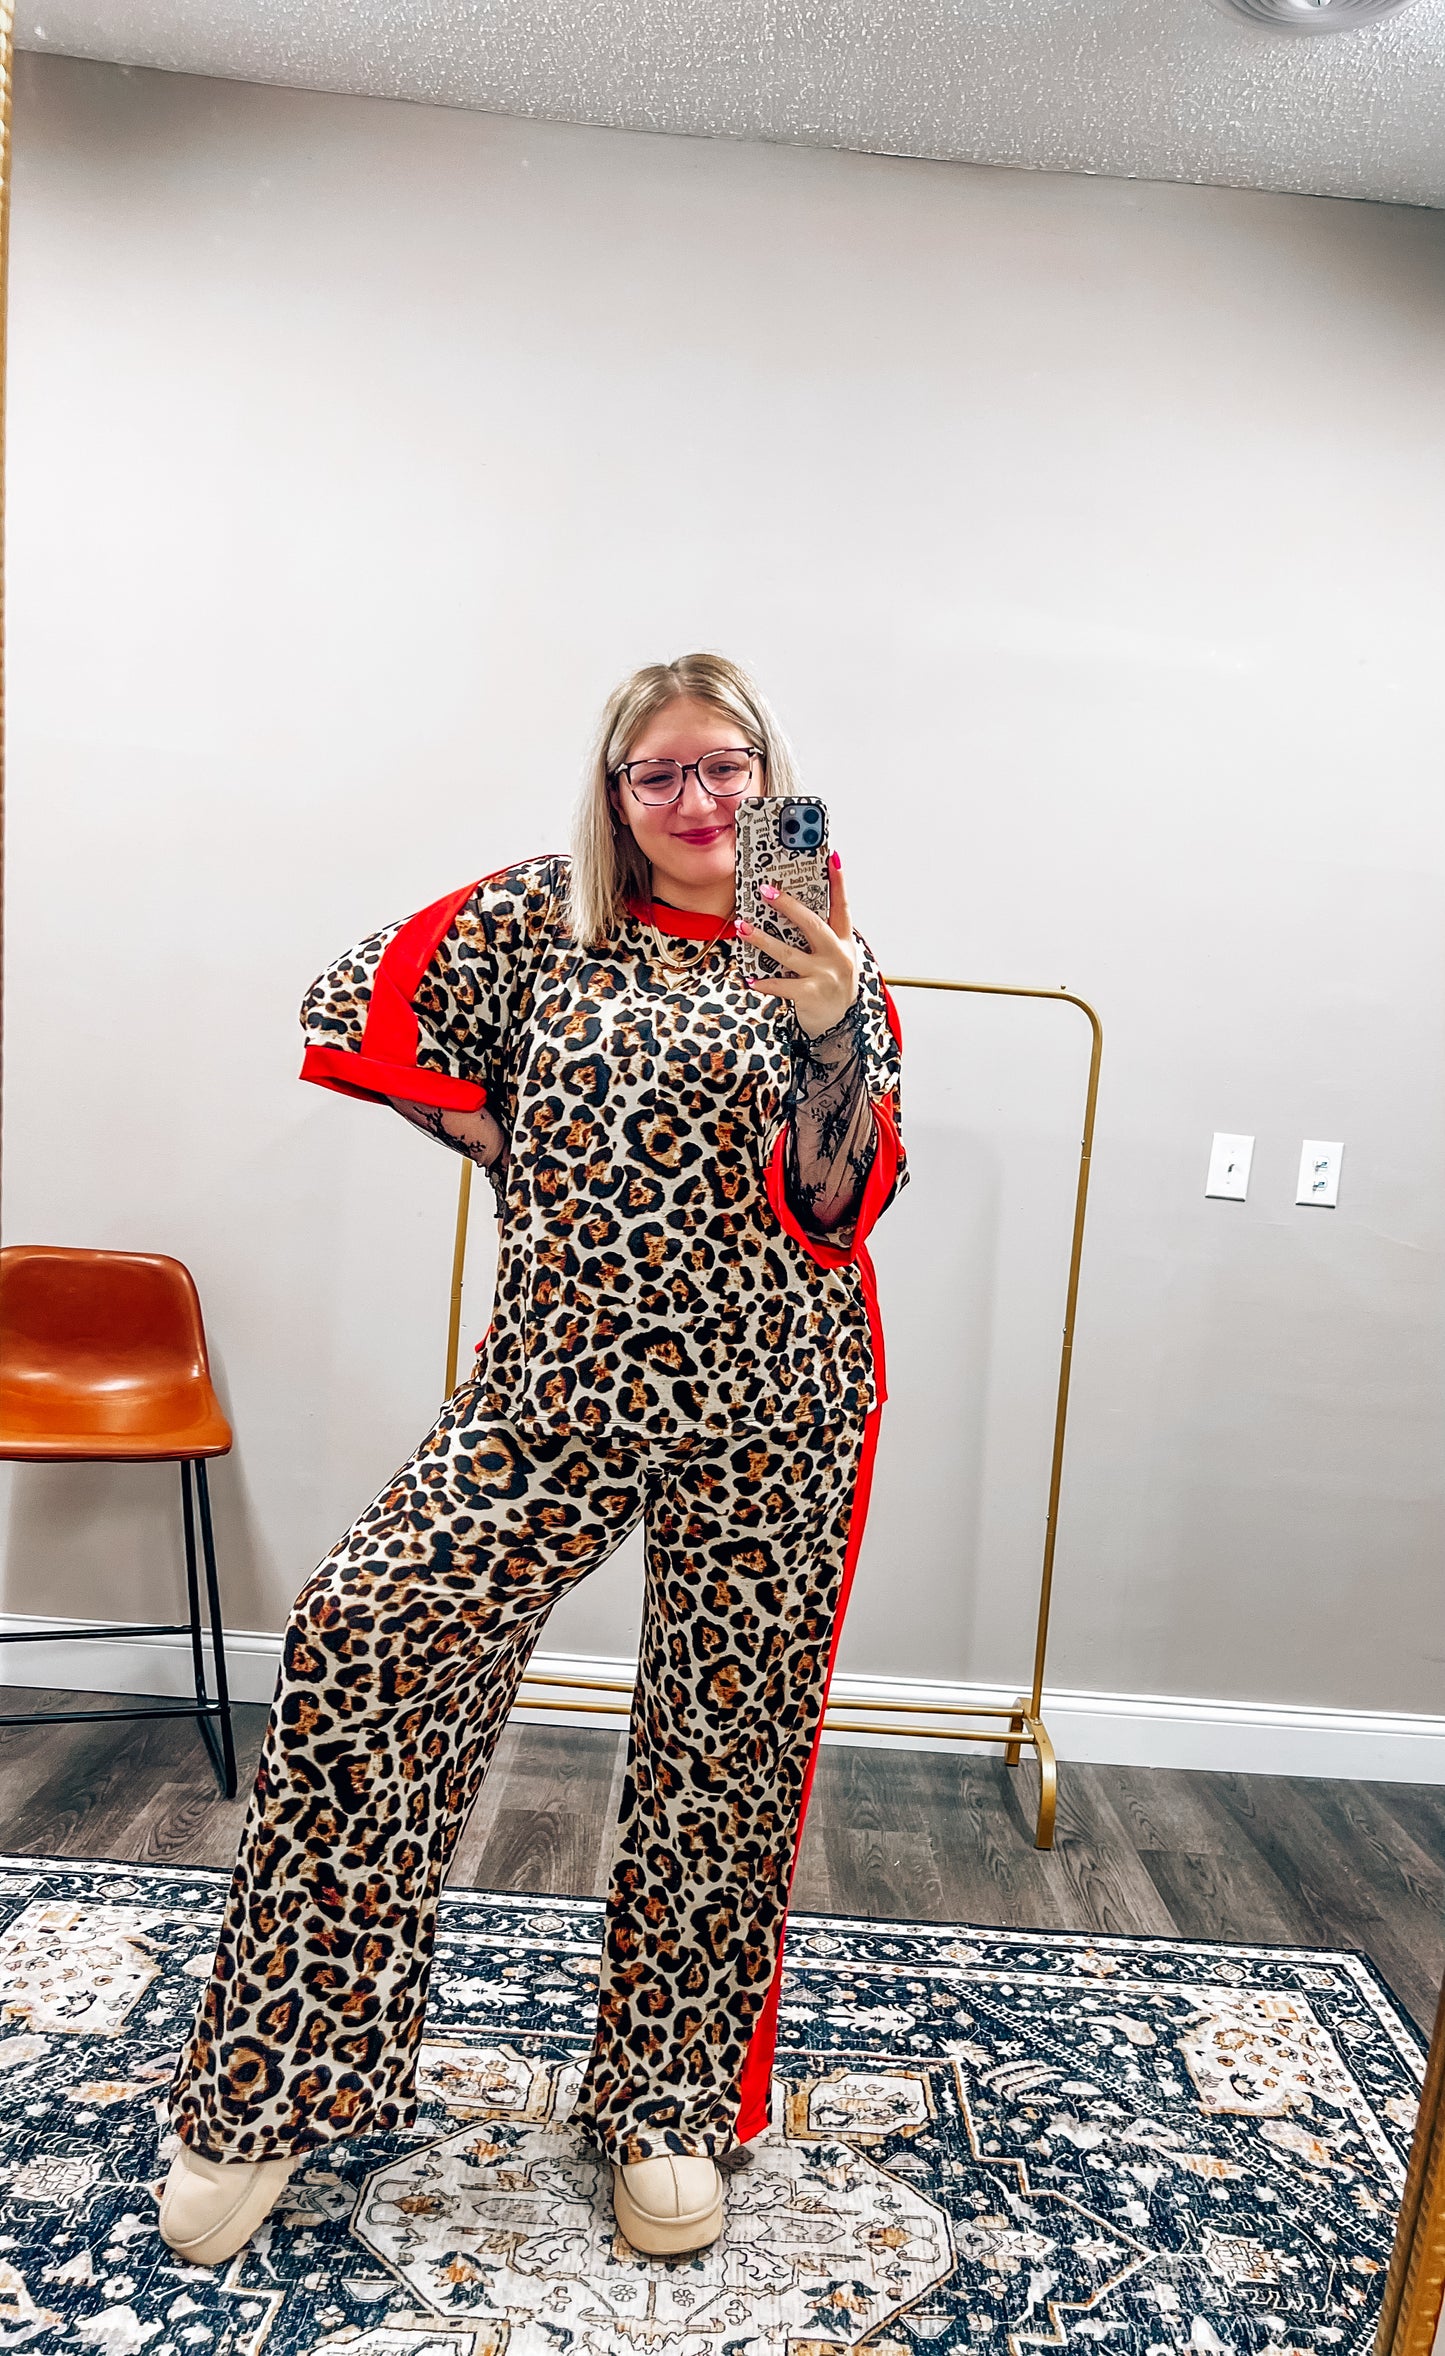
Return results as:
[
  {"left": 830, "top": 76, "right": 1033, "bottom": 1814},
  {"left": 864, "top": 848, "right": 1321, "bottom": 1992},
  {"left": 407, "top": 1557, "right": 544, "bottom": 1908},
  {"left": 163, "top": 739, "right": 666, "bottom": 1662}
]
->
[
  {"left": 1297, "top": 1139, "right": 1343, "bottom": 1208},
  {"left": 1206, "top": 1133, "right": 1254, "bottom": 1201}
]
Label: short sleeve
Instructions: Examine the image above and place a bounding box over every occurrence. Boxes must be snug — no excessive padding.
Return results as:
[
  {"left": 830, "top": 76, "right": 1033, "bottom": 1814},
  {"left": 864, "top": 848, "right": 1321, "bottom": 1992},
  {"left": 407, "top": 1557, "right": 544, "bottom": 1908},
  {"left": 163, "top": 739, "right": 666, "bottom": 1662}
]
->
[{"left": 299, "top": 856, "right": 565, "bottom": 1111}]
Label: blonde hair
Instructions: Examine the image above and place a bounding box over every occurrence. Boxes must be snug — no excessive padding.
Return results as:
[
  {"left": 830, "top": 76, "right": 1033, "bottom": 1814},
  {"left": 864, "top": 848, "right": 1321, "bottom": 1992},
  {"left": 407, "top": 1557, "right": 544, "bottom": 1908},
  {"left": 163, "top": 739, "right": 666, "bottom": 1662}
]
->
[{"left": 568, "top": 652, "right": 801, "bottom": 944}]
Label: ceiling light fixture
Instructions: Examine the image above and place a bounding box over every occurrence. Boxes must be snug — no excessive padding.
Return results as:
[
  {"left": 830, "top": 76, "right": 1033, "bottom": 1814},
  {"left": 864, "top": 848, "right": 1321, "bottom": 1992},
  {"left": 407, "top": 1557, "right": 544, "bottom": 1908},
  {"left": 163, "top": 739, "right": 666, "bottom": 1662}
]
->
[{"left": 1208, "top": 0, "right": 1419, "bottom": 27}]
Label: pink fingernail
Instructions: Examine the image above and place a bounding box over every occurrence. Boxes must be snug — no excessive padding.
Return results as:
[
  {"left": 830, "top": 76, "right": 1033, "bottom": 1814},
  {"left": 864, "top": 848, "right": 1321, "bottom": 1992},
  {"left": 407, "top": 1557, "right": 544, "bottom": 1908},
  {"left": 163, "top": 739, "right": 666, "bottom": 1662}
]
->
[
  {"left": 733, "top": 918, "right": 750, "bottom": 936},
  {"left": 830, "top": 851, "right": 841, "bottom": 870},
  {"left": 760, "top": 883, "right": 779, "bottom": 902}
]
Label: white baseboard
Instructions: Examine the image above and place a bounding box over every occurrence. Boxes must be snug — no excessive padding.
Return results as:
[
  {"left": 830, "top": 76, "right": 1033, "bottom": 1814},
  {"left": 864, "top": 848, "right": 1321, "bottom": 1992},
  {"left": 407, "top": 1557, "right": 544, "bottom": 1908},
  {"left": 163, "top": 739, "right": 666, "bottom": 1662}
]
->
[{"left": 1, "top": 1615, "right": 1440, "bottom": 1784}]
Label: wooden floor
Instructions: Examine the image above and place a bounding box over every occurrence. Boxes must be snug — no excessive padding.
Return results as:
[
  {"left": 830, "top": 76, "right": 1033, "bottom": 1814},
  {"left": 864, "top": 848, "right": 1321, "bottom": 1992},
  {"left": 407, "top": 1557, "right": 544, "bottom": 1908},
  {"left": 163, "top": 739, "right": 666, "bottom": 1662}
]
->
[{"left": 2, "top": 1686, "right": 1441, "bottom": 2035}]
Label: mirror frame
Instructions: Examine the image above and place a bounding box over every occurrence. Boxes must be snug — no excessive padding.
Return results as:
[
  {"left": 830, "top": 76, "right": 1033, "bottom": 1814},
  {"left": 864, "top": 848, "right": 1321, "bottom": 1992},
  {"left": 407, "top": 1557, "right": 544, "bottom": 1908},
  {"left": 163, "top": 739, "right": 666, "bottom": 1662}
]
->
[
  {"left": 0, "top": 2, "right": 11, "bottom": 1241},
  {"left": 0, "top": 22, "right": 1439, "bottom": 2351},
  {"left": 1378, "top": 1975, "right": 1445, "bottom": 2356}
]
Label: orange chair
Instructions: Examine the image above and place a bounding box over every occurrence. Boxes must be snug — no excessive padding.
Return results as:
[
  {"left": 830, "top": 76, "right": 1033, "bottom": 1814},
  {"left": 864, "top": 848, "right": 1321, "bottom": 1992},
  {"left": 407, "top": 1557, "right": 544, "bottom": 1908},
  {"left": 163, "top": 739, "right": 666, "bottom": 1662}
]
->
[{"left": 0, "top": 1246, "right": 237, "bottom": 1795}]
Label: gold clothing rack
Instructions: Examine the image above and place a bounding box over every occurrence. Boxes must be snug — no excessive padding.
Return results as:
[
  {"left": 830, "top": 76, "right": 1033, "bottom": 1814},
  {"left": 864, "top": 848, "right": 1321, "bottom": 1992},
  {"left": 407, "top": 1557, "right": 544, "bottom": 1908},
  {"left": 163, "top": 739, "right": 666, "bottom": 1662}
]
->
[{"left": 442, "top": 976, "right": 1103, "bottom": 1851}]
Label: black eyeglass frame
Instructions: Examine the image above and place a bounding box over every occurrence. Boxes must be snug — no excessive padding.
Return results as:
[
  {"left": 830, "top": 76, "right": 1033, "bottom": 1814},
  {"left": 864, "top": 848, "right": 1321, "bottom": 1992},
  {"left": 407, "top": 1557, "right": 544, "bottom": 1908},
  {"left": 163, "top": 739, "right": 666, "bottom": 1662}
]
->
[{"left": 609, "top": 747, "right": 766, "bottom": 807}]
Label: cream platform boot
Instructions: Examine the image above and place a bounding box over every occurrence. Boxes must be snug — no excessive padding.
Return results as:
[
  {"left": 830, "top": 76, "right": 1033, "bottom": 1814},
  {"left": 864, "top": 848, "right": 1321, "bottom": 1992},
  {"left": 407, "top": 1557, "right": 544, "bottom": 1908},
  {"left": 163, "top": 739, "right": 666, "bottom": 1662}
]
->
[
  {"left": 612, "top": 2155, "right": 725, "bottom": 2255},
  {"left": 158, "top": 2146, "right": 297, "bottom": 2266}
]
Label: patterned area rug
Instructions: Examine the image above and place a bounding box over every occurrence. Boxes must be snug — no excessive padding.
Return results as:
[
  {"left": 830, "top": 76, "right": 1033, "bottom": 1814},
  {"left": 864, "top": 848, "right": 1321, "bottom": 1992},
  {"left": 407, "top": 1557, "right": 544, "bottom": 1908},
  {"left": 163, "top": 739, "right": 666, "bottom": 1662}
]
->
[{"left": 0, "top": 1856, "right": 1425, "bottom": 2356}]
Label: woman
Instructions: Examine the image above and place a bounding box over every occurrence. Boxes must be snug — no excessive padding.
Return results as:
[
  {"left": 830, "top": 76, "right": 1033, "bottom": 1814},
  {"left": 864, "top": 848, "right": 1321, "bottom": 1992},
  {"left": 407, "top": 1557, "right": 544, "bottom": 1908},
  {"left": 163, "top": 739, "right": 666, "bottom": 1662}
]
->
[{"left": 161, "top": 652, "right": 906, "bottom": 2266}]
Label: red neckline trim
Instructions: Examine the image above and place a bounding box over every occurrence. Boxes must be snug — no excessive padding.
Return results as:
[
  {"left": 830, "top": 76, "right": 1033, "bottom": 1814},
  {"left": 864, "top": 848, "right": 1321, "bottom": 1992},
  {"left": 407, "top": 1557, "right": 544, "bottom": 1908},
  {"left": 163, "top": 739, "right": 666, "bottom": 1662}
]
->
[{"left": 625, "top": 896, "right": 734, "bottom": 942}]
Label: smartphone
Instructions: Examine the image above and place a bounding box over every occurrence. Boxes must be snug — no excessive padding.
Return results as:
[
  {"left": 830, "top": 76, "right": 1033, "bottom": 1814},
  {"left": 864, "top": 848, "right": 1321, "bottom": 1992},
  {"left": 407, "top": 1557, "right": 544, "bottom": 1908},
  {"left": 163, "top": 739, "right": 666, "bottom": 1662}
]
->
[{"left": 734, "top": 796, "right": 831, "bottom": 979}]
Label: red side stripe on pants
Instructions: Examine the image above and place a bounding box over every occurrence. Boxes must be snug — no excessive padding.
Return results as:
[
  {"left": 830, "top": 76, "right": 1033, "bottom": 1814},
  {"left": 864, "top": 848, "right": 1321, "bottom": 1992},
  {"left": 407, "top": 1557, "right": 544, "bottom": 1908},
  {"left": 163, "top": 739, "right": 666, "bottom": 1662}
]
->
[{"left": 733, "top": 1378, "right": 885, "bottom": 2144}]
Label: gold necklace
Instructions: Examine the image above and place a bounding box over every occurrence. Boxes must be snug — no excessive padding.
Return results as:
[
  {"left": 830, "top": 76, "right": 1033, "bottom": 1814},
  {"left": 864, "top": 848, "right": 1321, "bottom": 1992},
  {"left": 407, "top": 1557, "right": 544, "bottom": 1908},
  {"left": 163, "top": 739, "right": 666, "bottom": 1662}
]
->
[{"left": 645, "top": 903, "right": 733, "bottom": 972}]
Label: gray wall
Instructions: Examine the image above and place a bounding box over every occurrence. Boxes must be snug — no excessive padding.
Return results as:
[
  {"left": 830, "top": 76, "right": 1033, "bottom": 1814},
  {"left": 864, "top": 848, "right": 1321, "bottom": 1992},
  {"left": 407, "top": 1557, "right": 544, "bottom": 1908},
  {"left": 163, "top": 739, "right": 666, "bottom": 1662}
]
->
[{"left": 2, "top": 52, "right": 1442, "bottom": 1719}]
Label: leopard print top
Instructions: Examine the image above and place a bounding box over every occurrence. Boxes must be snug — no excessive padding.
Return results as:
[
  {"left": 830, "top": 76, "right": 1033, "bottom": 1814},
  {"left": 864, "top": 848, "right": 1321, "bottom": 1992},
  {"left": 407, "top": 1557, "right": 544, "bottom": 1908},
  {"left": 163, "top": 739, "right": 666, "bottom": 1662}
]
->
[{"left": 301, "top": 856, "right": 906, "bottom": 1445}]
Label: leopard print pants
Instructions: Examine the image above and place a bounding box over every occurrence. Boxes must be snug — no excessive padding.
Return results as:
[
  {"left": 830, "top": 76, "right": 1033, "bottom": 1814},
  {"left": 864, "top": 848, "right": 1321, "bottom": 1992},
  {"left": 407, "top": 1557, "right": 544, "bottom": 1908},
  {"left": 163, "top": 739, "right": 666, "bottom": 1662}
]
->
[{"left": 170, "top": 1372, "right": 868, "bottom": 2164}]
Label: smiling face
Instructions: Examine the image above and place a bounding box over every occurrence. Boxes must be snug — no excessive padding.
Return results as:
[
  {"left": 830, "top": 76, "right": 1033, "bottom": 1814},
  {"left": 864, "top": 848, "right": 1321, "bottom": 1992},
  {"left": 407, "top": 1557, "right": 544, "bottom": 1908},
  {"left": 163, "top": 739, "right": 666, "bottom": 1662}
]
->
[{"left": 611, "top": 695, "right": 764, "bottom": 916}]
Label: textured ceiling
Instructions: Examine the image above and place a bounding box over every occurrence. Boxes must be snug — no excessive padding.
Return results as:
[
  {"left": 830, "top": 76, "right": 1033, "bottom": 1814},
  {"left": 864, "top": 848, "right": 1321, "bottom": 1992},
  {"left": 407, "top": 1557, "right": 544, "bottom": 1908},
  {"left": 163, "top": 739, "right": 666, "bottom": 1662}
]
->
[{"left": 15, "top": 0, "right": 1445, "bottom": 207}]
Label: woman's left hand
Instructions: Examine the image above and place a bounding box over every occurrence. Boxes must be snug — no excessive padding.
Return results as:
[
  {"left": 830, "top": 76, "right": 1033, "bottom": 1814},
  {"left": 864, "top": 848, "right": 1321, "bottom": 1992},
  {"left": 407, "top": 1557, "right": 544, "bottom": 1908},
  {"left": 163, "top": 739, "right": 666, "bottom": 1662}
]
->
[{"left": 738, "top": 852, "right": 860, "bottom": 1039}]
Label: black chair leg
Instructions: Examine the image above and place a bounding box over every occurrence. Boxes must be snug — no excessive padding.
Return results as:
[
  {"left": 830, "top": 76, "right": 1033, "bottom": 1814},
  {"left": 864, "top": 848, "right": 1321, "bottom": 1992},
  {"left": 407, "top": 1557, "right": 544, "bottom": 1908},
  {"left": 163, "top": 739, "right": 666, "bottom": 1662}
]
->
[
  {"left": 180, "top": 1458, "right": 237, "bottom": 1799},
  {"left": 180, "top": 1462, "right": 208, "bottom": 1710},
  {"left": 194, "top": 1460, "right": 238, "bottom": 1799}
]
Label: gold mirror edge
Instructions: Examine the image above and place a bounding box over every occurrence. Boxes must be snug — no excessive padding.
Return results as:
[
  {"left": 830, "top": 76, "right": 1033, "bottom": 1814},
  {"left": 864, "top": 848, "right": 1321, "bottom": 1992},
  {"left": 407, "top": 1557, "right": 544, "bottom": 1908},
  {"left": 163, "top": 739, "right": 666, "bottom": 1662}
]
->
[{"left": 1377, "top": 1974, "right": 1445, "bottom": 2356}]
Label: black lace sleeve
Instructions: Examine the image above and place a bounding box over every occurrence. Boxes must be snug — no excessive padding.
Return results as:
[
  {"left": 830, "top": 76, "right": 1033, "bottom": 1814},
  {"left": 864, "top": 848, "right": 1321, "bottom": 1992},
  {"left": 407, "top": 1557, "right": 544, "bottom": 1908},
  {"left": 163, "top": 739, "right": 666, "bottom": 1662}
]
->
[
  {"left": 780, "top": 1002, "right": 878, "bottom": 1247},
  {"left": 387, "top": 1098, "right": 510, "bottom": 1212}
]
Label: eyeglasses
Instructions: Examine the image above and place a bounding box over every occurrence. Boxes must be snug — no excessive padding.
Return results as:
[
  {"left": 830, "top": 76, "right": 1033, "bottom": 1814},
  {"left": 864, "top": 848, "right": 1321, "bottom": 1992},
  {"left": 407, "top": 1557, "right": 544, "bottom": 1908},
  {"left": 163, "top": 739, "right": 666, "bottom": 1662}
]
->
[{"left": 611, "top": 747, "right": 764, "bottom": 808}]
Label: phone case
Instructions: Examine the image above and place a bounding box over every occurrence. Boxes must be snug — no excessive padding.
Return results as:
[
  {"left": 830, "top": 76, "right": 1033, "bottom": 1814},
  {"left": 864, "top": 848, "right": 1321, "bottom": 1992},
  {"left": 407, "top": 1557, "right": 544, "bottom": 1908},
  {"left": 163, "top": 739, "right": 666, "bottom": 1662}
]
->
[{"left": 734, "top": 797, "right": 831, "bottom": 979}]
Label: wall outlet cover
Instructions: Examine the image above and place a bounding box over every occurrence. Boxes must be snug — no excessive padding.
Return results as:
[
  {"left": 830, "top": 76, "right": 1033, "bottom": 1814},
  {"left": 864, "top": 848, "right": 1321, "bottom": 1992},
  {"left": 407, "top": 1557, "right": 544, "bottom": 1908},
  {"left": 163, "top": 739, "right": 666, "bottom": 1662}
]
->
[{"left": 1297, "top": 1139, "right": 1343, "bottom": 1208}]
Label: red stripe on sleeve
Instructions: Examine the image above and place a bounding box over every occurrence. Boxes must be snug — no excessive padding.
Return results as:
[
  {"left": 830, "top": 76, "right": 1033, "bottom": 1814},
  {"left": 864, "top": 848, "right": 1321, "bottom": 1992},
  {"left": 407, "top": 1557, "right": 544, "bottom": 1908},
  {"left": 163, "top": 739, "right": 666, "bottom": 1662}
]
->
[
  {"left": 881, "top": 982, "right": 903, "bottom": 1052},
  {"left": 360, "top": 882, "right": 482, "bottom": 1069},
  {"left": 299, "top": 877, "right": 493, "bottom": 1109},
  {"left": 764, "top": 1094, "right": 902, "bottom": 1272},
  {"left": 299, "top": 1044, "right": 486, "bottom": 1110}
]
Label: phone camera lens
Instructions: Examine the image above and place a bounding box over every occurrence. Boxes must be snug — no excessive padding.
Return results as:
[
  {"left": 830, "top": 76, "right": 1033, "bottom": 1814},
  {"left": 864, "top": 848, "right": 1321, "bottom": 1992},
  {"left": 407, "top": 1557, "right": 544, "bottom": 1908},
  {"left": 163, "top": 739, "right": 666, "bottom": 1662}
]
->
[{"left": 780, "top": 801, "right": 824, "bottom": 850}]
